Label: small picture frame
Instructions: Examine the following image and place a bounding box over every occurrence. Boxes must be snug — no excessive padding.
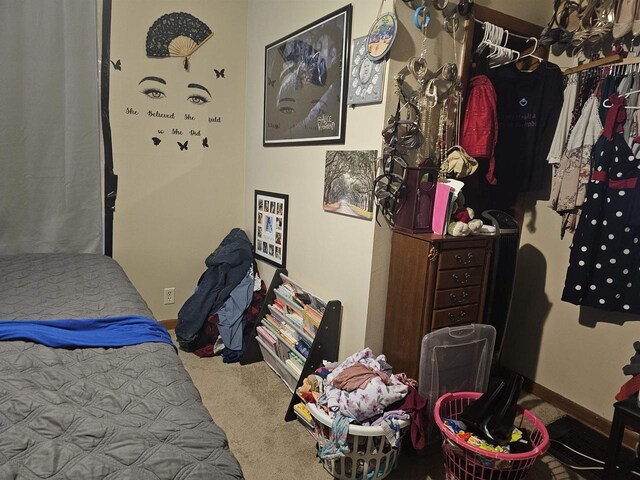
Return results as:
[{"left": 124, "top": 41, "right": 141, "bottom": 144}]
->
[{"left": 254, "top": 190, "right": 289, "bottom": 267}]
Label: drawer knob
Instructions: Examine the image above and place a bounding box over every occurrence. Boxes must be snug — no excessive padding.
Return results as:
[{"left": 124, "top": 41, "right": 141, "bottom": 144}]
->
[
  {"left": 452, "top": 272, "right": 472, "bottom": 284},
  {"left": 455, "top": 253, "right": 474, "bottom": 265},
  {"left": 448, "top": 311, "right": 467, "bottom": 324},
  {"left": 449, "top": 291, "right": 470, "bottom": 304}
]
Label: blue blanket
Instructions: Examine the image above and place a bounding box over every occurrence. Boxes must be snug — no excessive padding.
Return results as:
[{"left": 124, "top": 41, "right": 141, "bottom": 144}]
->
[{"left": 0, "top": 316, "right": 174, "bottom": 350}]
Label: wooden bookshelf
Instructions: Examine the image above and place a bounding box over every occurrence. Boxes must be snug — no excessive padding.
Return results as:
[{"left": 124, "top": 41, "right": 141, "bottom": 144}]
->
[{"left": 241, "top": 268, "right": 342, "bottom": 422}]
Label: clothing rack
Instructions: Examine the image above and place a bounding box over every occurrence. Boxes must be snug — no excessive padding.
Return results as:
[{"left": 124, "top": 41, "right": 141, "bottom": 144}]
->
[
  {"left": 562, "top": 53, "right": 640, "bottom": 75},
  {"left": 563, "top": 54, "right": 623, "bottom": 75},
  {"left": 474, "top": 18, "right": 531, "bottom": 42}
]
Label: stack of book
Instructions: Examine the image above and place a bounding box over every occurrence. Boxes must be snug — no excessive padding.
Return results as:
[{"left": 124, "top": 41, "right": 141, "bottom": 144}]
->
[{"left": 255, "top": 274, "right": 327, "bottom": 392}]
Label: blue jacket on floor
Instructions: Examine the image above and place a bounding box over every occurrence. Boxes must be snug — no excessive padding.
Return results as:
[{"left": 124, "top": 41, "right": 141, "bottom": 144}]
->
[{"left": 176, "top": 228, "right": 253, "bottom": 350}]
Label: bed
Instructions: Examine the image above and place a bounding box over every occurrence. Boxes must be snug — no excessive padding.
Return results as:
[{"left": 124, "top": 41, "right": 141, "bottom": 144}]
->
[{"left": 0, "top": 253, "right": 244, "bottom": 480}]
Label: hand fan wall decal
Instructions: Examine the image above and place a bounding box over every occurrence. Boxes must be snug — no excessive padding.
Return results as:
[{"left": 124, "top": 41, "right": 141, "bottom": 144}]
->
[{"left": 146, "top": 12, "right": 213, "bottom": 71}]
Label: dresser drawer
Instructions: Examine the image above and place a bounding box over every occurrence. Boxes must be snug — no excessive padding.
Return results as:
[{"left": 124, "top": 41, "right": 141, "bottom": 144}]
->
[
  {"left": 432, "top": 304, "right": 480, "bottom": 329},
  {"left": 439, "top": 248, "right": 485, "bottom": 270},
  {"left": 436, "top": 267, "right": 482, "bottom": 290},
  {"left": 434, "top": 285, "right": 481, "bottom": 309}
]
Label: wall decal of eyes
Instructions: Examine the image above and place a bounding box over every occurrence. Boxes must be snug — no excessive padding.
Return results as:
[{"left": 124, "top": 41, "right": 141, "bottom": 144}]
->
[
  {"left": 186, "top": 82, "right": 211, "bottom": 105},
  {"left": 138, "top": 77, "right": 211, "bottom": 105},
  {"left": 139, "top": 76, "right": 167, "bottom": 99}
]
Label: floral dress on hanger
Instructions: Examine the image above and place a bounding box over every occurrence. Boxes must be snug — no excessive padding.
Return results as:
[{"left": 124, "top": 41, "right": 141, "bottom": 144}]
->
[
  {"left": 550, "top": 95, "right": 603, "bottom": 237},
  {"left": 562, "top": 94, "right": 640, "bottom": 313}
]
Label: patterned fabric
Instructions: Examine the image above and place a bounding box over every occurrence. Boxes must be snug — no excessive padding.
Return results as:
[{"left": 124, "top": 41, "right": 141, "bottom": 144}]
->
[
  {"left": 322, "top": 349, "right": 408, "bottom": 423},
  {"left": 562, "top": 95, "right": 640, "bottom": 314},
  {"left": 317, "top": 413, "right": 352, "bottom": 460},
  {"left": 550, "top": 96, "right": 603, "bottom": 237}
]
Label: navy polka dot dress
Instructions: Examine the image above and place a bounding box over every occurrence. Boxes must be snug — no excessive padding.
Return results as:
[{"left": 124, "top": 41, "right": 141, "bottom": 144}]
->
[{"left": 562, "top": 94, "right": 640, "bottom": 313}]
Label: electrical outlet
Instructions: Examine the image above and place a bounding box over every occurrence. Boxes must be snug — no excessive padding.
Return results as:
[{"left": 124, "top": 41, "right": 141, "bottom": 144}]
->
[{"left": 163, "top": 287, "right": 175, "bottom": 305}]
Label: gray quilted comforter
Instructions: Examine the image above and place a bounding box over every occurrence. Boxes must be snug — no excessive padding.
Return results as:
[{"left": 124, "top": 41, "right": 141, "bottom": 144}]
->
[{"left": 0, "top": 254, "right": 244, "bottom": 480}]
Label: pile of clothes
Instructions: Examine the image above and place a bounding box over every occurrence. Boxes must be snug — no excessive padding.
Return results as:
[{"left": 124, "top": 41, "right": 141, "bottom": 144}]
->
[
  {"left": 175, "top": 228, "right": 266, "bottom": 362},
  {"left": 299, "top": 348, "right": 429, "bottom": 460}
]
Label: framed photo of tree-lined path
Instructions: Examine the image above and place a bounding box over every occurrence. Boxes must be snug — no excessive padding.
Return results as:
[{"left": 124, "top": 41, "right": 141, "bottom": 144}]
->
[{"left": 323, "top": 150, "right": 376, "bottom": 221}]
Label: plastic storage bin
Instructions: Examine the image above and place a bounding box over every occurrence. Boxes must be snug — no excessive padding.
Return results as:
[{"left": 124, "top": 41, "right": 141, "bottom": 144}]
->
[
  {"left": 434, "top": 392, "right": 550, "bottom": 480},
  {"left": 419, "top": 324, "right": 496, "bottom": 440},
  {"left": 307, "top": 403, "right": 410, "bottom": 480}
]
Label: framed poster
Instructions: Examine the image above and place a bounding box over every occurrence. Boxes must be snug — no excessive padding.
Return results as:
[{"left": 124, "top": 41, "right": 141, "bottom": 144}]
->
[
  {"left": 263, "top": 5, "right": 352, "bottom": 146},
  {"left": 254, "top": 190, "right": 288, "bottom": 267},
  {"left": 323, "top": 150, "right": 376, "bottom": 220}
]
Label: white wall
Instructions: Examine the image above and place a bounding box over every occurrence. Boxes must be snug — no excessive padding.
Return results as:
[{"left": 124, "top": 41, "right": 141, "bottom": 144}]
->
[
  {"left": 244, "top": 0, "right": 388, "bottom": 359},
  {"left": 110, "top": 0, "right": 248, "bottom": 319}
]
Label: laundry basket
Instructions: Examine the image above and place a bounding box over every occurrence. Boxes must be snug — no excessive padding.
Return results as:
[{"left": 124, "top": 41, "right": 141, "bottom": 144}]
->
[
  {"left": 434, "top": 392, "right": 550, "bottom": 480},
  {"left": 307, "top": 403, "right": 410, "bottom": 480}
]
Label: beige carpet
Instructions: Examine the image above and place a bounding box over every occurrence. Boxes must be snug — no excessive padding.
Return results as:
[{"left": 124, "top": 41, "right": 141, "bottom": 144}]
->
[{"left": 174, "top": 334, "right": 584, "bottom": 480}]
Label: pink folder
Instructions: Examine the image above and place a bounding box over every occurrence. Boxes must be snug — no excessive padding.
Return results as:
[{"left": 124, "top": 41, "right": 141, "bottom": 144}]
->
[{"left": 432, "top": 182, "right": 452, "bottom": 235}]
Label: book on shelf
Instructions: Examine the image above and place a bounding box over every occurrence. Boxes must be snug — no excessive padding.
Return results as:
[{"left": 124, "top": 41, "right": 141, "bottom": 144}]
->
[
  {"left": 256, "top": 326, "right": 276, "bottom": 347},
  {"left": 293, "top": 402, "right": 312, "bottom": 422},
  {"left": 286, "top": 358, "right": 303, "bottom": 377}
]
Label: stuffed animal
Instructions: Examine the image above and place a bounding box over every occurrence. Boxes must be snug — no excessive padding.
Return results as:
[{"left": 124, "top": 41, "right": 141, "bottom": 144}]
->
[{"left": 447, "top": 205, "right": 484, "bottom": 237}]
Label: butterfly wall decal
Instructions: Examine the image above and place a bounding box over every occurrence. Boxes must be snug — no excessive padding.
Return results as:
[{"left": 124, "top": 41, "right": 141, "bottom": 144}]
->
[
  {"left": 202, "top": 137, "right": 209, "bottom": 148},
  {"left": 111, "top": 59, "right": 122, "bottom": 71},
  {"left": 152, "top": 137, "right": 161, "bottom": 146},
  {"left": 267, "top": 78, "right": 276, "bottom": 87},
  {"left": 214, "top": 68, "right": 225, "bottom": 79},
  {"left": 178, "top": 140, "right": 189, "bottom": 151}
]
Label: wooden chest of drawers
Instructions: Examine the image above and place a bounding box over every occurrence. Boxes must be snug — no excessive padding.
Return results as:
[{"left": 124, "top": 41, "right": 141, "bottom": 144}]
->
[{"left": 382, "top": 231, "right": 493, "bottom": 381}]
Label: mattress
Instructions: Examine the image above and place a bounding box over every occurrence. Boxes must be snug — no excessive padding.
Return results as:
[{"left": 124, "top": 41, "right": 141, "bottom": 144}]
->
[{"left": 0, "top": 254, "right": 244, "bottom": 480}]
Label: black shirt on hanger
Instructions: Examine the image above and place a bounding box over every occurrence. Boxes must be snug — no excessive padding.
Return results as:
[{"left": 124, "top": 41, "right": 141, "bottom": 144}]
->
[{"left": 489, "top": 61, "right": 563, "bottom": 192}]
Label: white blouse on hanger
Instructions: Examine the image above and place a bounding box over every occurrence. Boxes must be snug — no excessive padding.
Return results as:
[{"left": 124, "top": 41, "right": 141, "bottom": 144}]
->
[
  {"left": 548, "top": 80, "right": 578, "bottom": 165},
  {"left": 549, "top": 95, "right": 603, "bottom": 236}
]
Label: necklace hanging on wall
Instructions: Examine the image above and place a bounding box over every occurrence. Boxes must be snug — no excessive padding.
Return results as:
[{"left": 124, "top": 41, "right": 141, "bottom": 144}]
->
[{"left": 367, "top": 0, "right": 398, "bottom": 61}]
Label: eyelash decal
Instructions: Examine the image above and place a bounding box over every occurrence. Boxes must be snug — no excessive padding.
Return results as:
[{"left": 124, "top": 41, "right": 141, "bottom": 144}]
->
[
  {"left": 141, "top": 87, "right": 166, "bottom": 99},
  {"left": 187, "top": 94, "right": 210, "bottom": 105}
]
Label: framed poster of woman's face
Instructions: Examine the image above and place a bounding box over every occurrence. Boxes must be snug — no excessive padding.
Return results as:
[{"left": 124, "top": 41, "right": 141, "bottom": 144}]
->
[{"left": 263, "top": 5, "right": 352, "bottom": 146}]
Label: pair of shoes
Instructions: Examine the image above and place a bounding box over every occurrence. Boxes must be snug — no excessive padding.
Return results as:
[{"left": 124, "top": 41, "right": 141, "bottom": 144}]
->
[
  {"left": 540, "top": 0, "right": 566, "bottom": 46},
  {"left": 551, "top": 0, "right": 586, "bottom": 55},
  {"left": 570, "top": 0, "right": 616, "bottom": 52},
  {"left": 613, "top": 0, "right": 640, "bottom": 39},
  {"left": 566, "top": 0, "right": 599, "bottom": 52}
]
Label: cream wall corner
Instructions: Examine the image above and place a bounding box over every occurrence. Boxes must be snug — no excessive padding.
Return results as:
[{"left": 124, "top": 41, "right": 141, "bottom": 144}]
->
[
  {"left": 244, "top": 0, "right": 389, "bottom": 360},
  {"left": 112, "top": 0, "right": 249, "bottom": 320}
]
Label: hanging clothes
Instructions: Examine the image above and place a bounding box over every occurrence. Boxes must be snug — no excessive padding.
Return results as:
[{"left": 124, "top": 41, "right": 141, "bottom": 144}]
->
[
  {"left": 625, "top": 74, "right": 640, "bottom": 141},
  {"left": 460, "top": 75, "right": 499, "bottom": 184},
  {"left": 489, "top": 61, "right": 564, "bottom": 192},
  {"left": 562, "top": 94, "right": 640, "bottom": 314},
  {"left": 548, "top": 79, "right": 578, "bottom": 165},
  {"left": 549, "top": 96, "right": 603, "bottom": 237}
]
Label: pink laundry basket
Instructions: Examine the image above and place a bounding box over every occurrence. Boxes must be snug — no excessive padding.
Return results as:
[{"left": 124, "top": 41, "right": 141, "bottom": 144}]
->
[{"left": 434, "top": 392, "right": 550, "bottom": 480}]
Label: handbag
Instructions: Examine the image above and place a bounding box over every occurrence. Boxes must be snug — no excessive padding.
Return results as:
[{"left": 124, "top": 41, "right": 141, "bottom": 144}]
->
[{"left": 440, "top": 145, "right": 478, "bottom": 179}]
